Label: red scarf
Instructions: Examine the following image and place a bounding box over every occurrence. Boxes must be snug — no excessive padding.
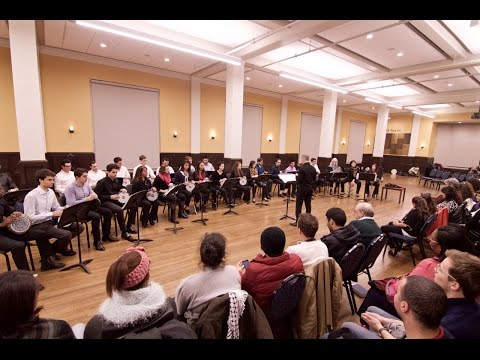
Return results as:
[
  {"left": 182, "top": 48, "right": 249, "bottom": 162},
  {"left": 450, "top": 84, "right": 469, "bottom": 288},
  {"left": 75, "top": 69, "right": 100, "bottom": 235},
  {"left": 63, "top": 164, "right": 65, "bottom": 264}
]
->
[{"left": 158, "top": 172, "right": 171, "bottom": 184}]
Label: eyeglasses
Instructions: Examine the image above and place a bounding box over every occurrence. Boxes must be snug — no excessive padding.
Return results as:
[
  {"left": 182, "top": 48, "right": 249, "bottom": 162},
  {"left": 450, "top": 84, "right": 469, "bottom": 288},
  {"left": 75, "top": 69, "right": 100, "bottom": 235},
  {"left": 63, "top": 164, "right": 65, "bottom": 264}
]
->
[{"left": 434, "top": 263, "right": 457, "bottom": 282}]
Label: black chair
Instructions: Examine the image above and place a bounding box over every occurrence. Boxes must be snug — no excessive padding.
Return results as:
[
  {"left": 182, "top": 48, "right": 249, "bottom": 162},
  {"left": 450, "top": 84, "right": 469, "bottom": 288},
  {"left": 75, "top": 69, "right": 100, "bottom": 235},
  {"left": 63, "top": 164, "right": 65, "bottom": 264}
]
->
[
  {"left": 59, "top": 194, "right": 92, "bottom": 249},
  {"left": 2, "top": 188, "right": 33, "bottom": 208},
  {"left": 1, "top": 250, "right": 12, "bottom": 271},
  {"left": 339, "top": 243, "right": 365, "bottom": 315},
  {"left": 268, "top": 272, "right": 306, "bottom": 339},
  {"left": 356, "top": 234, "right": 387, "bottom": 282}
]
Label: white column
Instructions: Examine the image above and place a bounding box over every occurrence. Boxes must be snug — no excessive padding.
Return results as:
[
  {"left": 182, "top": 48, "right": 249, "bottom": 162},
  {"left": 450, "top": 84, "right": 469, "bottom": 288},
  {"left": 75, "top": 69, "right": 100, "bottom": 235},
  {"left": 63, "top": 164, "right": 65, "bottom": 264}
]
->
[
  {"left": 333, "top": 108, "right": 343, "bottom": 154},
  {"left": 373, "top": 105, "right": 389, "bottom": 157},
  {"left": 318, "top": 90, "right": 338, "bottom": 158},
  {"left": 9, "top": 20, "right": 46, "bottom": 161},
  {"left": 190, "top": 77, "right": 201, "bottom": 154},
  {"left": 224, "top": 62, "right": 245, "bottom": 158},
  {"left": 278, "top": 96, "right": 288, "bottom": 154},
  {"left": 408, "top": 114, "right": 421, "bottom": 157}
]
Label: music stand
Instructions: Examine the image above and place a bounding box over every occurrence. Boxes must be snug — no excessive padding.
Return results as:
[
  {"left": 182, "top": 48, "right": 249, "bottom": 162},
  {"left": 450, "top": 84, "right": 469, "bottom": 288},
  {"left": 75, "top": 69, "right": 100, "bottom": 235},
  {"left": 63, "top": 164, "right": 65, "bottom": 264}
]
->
[
  {"left": 2, "top": 188, "right": 33, "bottom": 207},
  {"left": 278, "top": 174, "right": 296, "bottom": 221},
  {"left": 58, "top": 201, "right": 93, "bottom": 274},
  {"left": 331, "top": 172, "right": 348, "bottom": 198},
  {"left": 221, "top": 178, "right": 240, "bottom": 215},
  {"left": 121, "top": 190, "right": 153, "bottom": 246},
  {"left": 192, "top": 181, "right": 211, "bottom": 226},
  {"left": 357, "top": 173, "right": 376, "bottom": 201},
  {"left": 255, "top": 174, "right": 272, "bottom": 207},
  {"left": 165, "top": 184, "right": 185, "bottom": 234}
]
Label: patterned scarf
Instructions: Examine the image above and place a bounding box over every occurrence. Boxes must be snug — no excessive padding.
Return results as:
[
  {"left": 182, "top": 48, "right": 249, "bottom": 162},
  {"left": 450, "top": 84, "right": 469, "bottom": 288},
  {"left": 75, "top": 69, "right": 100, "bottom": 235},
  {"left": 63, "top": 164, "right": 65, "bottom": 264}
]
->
[{"left": 226, "top": 290, "right": 249, "bottom": 339}]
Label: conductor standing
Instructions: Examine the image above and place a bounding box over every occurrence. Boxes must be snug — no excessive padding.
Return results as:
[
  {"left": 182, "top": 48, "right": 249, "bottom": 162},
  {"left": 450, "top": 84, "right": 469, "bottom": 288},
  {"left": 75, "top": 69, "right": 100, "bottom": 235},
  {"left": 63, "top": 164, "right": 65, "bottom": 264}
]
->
[{"left": 292, "top": 154, "right": 317, "bottom": 226}]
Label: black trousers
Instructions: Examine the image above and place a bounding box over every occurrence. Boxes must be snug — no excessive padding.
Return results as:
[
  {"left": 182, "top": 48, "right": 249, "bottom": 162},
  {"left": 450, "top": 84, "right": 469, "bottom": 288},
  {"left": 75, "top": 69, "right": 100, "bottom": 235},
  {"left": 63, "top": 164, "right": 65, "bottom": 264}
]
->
[
  {"left": 102, "top": 201, "right": 128, "bottom": 233},
  {"left": 87, "top": 206, "right": 113, "bottom": 242},
  {"left": 28, "top": 221, "right": 72, "bottom": 259},
  {"left": 295, "top": 187, "right": 313, "bottom": 220},
  {"left": 0, "top": 234, "right": 29, "bottom": 270},
  {"left": 127, "top": 199, "right": 158, "bottom": 226}
]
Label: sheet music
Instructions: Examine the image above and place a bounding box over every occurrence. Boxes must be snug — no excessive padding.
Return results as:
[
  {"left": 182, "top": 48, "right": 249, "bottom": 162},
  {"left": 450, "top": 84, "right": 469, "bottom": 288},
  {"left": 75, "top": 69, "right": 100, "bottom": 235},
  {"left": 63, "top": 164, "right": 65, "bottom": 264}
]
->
[
  {"left": 165, "top": 184, "right": 180, "bottom": 196},
  {"left": 278, "top": 173, "right": 296, "bottom": 183}
]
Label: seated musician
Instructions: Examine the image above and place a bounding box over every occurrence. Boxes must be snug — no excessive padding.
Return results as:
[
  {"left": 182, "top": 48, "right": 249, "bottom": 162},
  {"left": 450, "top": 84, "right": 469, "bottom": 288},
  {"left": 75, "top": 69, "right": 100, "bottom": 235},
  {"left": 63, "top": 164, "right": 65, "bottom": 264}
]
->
[
  {"left": 365, "top": 163, "right": 381, "bottom": 199},
  {"left": 327, "top": 158, "right": 347, "bottom": 196},
  {"left": 54, "top": 159, "right": 75, "bottom": 195},
  {"left": 173, "top": 161, "right": 193, "bottom": 217},
  {"left": 114, "top": 156, "right": 131, "bottom": 186},
  {"left": 86, "top": 161, "right": 106, "bottom": 189},
  {"left": 230, "top": 161, "right": 250, "bottom": 204},
  {"left": 0, "top": 162, "right": 19, "bottom": 192},
  {"left": 247, "top": 160, "right": 268, "bottom": 203},
  {"left": 270, "top": 159, "right": 288, "bottom": 197},
  {"left": 202, "top": 156, "right": 215, "bottom": 172},
  {"left": 284, "top": 160, "right": 297, "bottom": 197},
  {"left": 156, "top": 159, "right": 175, "bottom": 176},
  {"left": 192, "top": 161, "right": 211, "bottom": 213},
  {"left": 128, "top": 166, "right": 159, "bottom": 229},
  {"left": 347, "top": 160, "right": 362, "bottom": 197},
  {"left": 311, "top": 158, "right": 325, "bottom": 191},
  {"left": 210, "top": 162, "right": 230, "bottom": 209},
  {"left": 132, "top": 155, "right": 155, "bottom": 183},
  {"left": 152, "top": 166, "right": 186, "bottom": 223},
  {"left": 255, "top": 158, "right": 273, "bottom": 198}
]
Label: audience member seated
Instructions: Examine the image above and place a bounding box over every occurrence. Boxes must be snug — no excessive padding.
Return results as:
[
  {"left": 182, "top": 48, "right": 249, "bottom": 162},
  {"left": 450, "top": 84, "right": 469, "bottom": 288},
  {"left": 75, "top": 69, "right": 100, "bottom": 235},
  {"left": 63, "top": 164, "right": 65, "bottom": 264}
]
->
[
  {"left": 357, "top": 225, "right": 476, "bottom": 318},
  {"left": 86, "top": 161, "right": 106, "bottom": 189},
  {"left": 435, "top": 249, "right": 480, "bottom": 339},
  {"left": 175, "top": 232, "right": 241, "bottom": 326},
  {"left": 84, "top": 247, "right": 196, "bottom": 339},
  {"left": 286, "top": 213, "right": 328, "bottom": 268},
  {"left": 349, "top": 202, "right": 382, "bottom": 248},
  {"left": 335, "top": 276, "right": 452, "bottom": 339},
  {"left": 436, "top": 186, "right": 459, "bottom": 213},
  {"left": 54, "top": 159, "right": 75, "bottom": 195},
  {"left": 0, "top": 270, "right": 75, "bottom": 339},
  {"left": 240, "top": 226, "right": 304, "bottom": 315},
  {"left": 320, "top": 207, "right": 361, "bottom": 264}
]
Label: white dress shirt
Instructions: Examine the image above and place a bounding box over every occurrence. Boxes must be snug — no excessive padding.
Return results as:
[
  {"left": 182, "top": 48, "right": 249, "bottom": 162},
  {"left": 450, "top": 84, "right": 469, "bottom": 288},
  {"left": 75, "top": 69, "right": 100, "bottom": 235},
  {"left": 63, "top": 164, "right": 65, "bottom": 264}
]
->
[
  {"left": 54, "top": 170, "right": 75, "bottom": 194},
  {"left": 286, "top": 240, "right": 329, "bottom": 268},
  {"left": 116, "top": 165, "right": 131, "bottom": 179},
  {"left": 203, "top": 162, "right": 215, "bottom": 172},
  {"left": 24, "top": 186, "right": 63, "bottom": 225},
  {"left": 312, "top": 164, "right": 320, "bottom": 174},
  {"left": 157, "top": 166, "right": 175, "bottom": 175},
  {"left": 87, "top": 169, "right": 106, "bottom": 188},
  {"left": 133, "top": 164, "right": 156, "bottom": 181}
]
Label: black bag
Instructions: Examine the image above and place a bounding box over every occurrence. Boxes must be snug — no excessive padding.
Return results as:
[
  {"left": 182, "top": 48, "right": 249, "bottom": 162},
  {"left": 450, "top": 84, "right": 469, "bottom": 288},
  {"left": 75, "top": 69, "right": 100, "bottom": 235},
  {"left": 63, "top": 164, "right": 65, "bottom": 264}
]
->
[{"left": 449, "top": 202, "right": 467, "bottom": 224}]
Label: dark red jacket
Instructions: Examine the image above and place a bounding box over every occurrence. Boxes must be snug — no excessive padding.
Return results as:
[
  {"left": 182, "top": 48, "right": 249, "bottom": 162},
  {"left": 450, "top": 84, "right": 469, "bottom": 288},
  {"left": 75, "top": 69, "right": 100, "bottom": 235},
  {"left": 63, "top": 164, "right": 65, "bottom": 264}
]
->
[{"left": 241, "top": 252, "right": 304, "bottom": 315}]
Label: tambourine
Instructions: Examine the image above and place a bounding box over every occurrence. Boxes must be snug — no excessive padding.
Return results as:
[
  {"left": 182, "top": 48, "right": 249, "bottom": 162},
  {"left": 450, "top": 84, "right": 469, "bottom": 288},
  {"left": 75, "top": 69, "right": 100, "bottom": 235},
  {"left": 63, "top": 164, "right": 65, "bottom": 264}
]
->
[
  {"left": 239, "top": 177, "right": 247, "bottom": 186},
  {"left": 146, "top": 191, "right": 158, "bottom": 201},
  {"left": 219, "top": 178, "right": 227, "bottom": 187},
  {"left": 122, "top": 178, "right": 131, "bottom": 187},
  {"left": 186, "top": 183, "right": 196, "bottom": 192},
  {"left": 117, "top": 192, "right": 130, "bottom": 204},
  {"left": 7, "top": 214, "right": 32, "bottom": 235}
]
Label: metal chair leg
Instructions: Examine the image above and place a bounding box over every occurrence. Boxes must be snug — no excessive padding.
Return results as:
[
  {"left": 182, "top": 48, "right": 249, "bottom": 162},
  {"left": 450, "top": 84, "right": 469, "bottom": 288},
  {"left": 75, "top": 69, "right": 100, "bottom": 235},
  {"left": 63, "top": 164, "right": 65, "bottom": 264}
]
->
[{"left": 26, "top": 242, "right": 35, "bottom": 271}]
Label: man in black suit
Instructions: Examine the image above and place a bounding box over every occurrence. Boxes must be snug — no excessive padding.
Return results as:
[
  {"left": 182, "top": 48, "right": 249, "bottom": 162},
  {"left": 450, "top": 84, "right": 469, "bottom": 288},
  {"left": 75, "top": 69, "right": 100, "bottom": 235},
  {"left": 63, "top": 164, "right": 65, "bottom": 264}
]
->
[{"left": 291, "top": 154, "right": 317, "bottom": 226}]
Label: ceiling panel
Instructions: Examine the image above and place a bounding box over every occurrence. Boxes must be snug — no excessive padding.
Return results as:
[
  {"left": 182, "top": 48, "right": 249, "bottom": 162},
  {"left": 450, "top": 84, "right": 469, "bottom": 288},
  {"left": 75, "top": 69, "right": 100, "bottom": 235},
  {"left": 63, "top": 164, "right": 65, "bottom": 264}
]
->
[
  {"left": 350, "top": 79, "right": 421, "bottom": 97},
  {"left": 461, "top": 101, "right": 480, "bottom": 107},
  {"left": 442, "top": 20, "right": 480, "bottom": 54},
  {"left": 62, "top": 21, "right": 96, "bottom": 52},
  {"left": 419, "top": 76, "right": 479, "bottom": 92},
  {"left": 318, "top": 20, "right": 400, "bottom": 43},
  {"left": 338, "top": 24, "right": 446, "bottom": 69},
  {"left": 409, "top": 69, "right": 466, "bottom": 83}
]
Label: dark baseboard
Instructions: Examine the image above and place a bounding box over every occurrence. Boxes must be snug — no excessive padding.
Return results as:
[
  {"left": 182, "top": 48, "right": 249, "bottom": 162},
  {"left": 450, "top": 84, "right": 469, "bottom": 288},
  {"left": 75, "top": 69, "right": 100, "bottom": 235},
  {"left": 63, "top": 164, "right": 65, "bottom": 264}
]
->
[{"left": 17, "top": 160, "right": 49, "bottom": 189}]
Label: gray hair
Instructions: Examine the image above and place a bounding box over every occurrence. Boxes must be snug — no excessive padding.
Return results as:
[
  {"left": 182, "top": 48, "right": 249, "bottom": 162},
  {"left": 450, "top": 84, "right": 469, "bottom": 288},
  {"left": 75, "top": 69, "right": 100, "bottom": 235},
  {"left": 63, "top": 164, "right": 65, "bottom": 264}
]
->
[{"left": 355, "top": 202, "right": 374, "bottom": 217}]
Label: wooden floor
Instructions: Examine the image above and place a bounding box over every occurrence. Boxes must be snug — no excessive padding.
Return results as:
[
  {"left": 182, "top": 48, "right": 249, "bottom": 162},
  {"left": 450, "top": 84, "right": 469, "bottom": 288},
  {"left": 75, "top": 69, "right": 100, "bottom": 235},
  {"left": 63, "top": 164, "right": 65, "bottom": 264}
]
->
[{"left": 0, "top": 174, "right": 439, "bottom": 328}]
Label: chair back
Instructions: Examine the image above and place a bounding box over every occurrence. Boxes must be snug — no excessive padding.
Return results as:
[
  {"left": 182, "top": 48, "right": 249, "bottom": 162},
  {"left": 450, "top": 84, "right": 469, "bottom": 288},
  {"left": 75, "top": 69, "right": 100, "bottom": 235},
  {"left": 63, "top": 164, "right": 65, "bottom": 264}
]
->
[
  {"left": 125, "top": 184, "right": 133, "bottom": 194},
  {"left": 339, "top": 243, "right": 365, "bottom": 281},
  {"left": 357, "top": 234, "right": 387, "bottom": 274},
  {"left": 58, "top": 193, "right": 66, "bottom": 206},
  {"left": 458, "top": 174, "right": 467, "bottom": 182},
  {"left": 269, "top": 272, "right": 306, "bottom": 321},
  {"left": 422, "top": 212, "right": 439, "bottom": 236}
]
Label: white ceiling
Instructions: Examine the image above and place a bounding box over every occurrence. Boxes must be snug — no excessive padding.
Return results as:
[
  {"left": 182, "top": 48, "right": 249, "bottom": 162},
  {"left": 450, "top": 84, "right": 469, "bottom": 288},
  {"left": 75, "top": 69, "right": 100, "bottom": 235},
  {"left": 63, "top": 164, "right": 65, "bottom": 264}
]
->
[{"left": 2, "top": 20, "right": 480, "bottom": 116}]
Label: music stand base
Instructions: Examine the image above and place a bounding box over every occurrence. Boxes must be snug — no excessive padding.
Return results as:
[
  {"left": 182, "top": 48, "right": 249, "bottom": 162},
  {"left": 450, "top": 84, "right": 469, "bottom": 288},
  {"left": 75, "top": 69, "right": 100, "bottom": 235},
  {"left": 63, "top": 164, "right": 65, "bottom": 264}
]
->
[
  {"left": 192, "top": 218, "right": 209, "bottom": 226},
  {"left": 223, "top": 208, "right": 239, "bottom": 215},
  {"left": 255, "top": 202, "right": 269, "bottom": 207},
  {"left": 279, "top": 215, "right": 296, "bottom": 221},
  {"left": 134, "top": 238, "right": 154, "bottom": 247},
  {"left": 60, "top": 259, "right": 93, "bottom": 274},
  {"left": 165, "top": 226, "right": 184, "bottom": 234}
]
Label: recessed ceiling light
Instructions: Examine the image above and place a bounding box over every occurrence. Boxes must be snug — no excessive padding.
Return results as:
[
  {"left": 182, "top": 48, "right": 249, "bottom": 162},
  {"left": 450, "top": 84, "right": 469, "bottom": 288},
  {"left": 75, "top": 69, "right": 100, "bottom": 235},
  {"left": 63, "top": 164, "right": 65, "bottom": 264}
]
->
[
  {"left": 434, "top": 75, "right": 439, "bottom": 79},
  {"left": 371, "top": 106, "right": 375, "bottom": 110},
  {"left": 342, "top": 100, "right": 346, "bottom": 103},
  {"left": 164, "top": 57, "right": 170, "bottom": 62},
  {"left": 396, "top": 52, "right": 404, "bottom": 57},
  {"left": 100, "top": 43, "right": 107, "bottom": 48},
  {"left": 447, "top": 83, "right": 453, "bottom": 87},
  {"left": 476, "top": 100, "right": 480, "bottom": 103},
  {"left": 366, "top": 34, "right": 373, "bottom": 39},
  {"left": 246, "top": 77, "right": 250, "bottom": 81},
  {"left": 278, "top": 84, "right": 283, "bottom": 88},
  {"left": 458, "top": 121, "right": 462, "bottom": 124},
  {"left": 388, "top": 117, "right": 391, "bottom": 120}
]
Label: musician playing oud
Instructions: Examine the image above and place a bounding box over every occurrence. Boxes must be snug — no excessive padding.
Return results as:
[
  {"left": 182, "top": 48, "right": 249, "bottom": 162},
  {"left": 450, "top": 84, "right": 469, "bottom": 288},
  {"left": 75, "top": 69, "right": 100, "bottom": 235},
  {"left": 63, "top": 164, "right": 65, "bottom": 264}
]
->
[
  {"left": 230, "top": 161, "right": 250, "bottom": 204},
  {"left": 210, "top": 162, "right": 230, "bottom": 209},
  {"left": 153, "top": 166, "right": 186, "bottom": 223},
  {"left": 192, "top": 161, "right": 211, "bottom": 213},
  {"left": 129, "top": 166, "right": 159, "bottom": 228},
  {"left": 173, "top": 161, "right": 193, "bottom": 217}
]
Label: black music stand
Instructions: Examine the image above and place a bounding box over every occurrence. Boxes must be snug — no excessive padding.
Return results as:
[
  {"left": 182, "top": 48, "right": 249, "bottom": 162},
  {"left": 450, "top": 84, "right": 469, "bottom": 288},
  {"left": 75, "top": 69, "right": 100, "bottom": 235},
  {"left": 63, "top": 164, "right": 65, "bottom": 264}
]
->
[
  {"left": 2, "top": 188, "right": 33, "bottom": 207},
  {"left": 58, "top": 201, "right": 93, "bottom": 274},
  {"left": 192, "top": 181, "right": 210, "bottom": 226},
  {"left": 222, "top": 178, "right": 240, "bottom": 215},
  {"left": 122, "top": 190, "right": 153, "bottom": 246},
  {"left": 165, "top": 184, "right": 185, "bottom": 234},
  {"left": 331, "top": 172, "right": 348, "bottom": 198},
  {"left": 357, "top": 173, "right": 376, "bottom": 201},
  {"left": 278, "top": 174, "right": 296, "bottom": 221},
  {"left": 255, "top": 174, "right": 272, "bottom": 207}
]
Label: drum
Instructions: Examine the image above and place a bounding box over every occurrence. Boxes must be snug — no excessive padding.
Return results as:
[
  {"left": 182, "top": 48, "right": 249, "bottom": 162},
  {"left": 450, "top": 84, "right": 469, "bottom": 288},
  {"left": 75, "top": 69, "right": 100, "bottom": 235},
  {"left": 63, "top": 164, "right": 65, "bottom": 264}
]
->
[
  {"left": 7, "top": 214, "right": 32, "bottom": 235},
  {"left": 117, "top": 192, "right": 130, "bottom": 204},
  {"left": 239, "top": 177, "right": 247, "bottom": 186},
  {"left": 186, "top": 182, "right": 196, "bottom": 192},
  {"left": 122, "top": 178, "right": 131, "bottom": 187},
  {"left": 147, "top": 191, "right": 158, "bottom": 201}
]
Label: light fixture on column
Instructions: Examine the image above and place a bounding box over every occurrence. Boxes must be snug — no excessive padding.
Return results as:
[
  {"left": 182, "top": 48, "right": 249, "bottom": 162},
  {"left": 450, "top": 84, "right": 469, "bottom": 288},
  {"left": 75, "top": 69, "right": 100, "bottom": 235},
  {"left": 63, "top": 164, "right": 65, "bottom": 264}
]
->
[
  {"left": 210, "top": 132, "right": 216, "bottom": 140},
  {"left": 173, "top": 131, "right": 178, "bottom": 138},
  {"left": 279, "top": 72, "right": 349, "bottom": 94},
  {"left": 341, "top": 139, "right": 346, "bottom": 145},
  {"left": 68, "top": 125, "right": 75, "bottom": 133},
  {"left": 267, "top": 135, "right": 273, "bottom": 142},
  {"left": 75, "top": 20, "right": 242, "bottom": 66},
  {"left": 420, "top": 143, "right": 425, "bottom": 149},
  {"left": 366, "top": 140, "right": 371, "bottom": 147}
]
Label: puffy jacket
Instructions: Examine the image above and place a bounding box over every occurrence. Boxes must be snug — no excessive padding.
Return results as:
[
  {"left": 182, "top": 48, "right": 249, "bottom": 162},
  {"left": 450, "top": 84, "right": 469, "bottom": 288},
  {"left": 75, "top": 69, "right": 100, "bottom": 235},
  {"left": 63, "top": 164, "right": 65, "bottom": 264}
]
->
[{"left": 321, "top": 224, "right": 361, "bottom": 263}]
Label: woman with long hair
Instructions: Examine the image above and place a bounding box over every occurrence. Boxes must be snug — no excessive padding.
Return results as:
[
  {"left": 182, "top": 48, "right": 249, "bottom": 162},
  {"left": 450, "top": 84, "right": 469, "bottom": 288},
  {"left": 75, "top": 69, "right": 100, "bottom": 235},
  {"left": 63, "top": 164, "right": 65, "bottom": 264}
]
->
[
  {"left": 153, "top": 165, "right": 188, "bottom": 222},
  {"left": 436, "top": 186, "right": 459, "bottom": 214},
  {"left": 128, "top": 166, "right": 158, "bottom": 228},
  {"left": 381, "top": 196, "right": 431, "bottom": 238},
  {"left": 173, "top": 160, "right": 194, "bottom": 217},
  {"left": 192, "top": 161, "right": 211, "bottom": 213},
  {"left": 230, "top": 161, "right": 250, "bottom": 204},
  {"left": 246, "top": 160, "right": 268, "bottom": 203}
]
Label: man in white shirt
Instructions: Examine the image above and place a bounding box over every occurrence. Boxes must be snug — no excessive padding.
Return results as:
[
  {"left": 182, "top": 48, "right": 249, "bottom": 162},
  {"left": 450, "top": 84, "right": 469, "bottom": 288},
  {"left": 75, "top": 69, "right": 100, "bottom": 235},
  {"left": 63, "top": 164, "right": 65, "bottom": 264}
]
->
[
  {"left": 157, "top": 159, "right": 175, "bottom": 176},
  {"left": 24, "top": 169, "right": 79, "bottom": 271},
  {"left": 114, "top": 156, "right": 131, "bottom": 186},
  {"left": 54, "top": 159, "right": 75, "bottom": 195},
  {"left": 87, "top": 161, "right": 106, "bottom": 189},
  {"left": 133, "top": 155, "right": 156, "bottom": 182},
  {"left": 286, "top": 213, "right": 328, "bottom": 268},
  {"left": 311, "top": 158, "right": 320, "bottom": 174},
  {"left": 202, "top": 156, "right": 215, "bottom": 172}
]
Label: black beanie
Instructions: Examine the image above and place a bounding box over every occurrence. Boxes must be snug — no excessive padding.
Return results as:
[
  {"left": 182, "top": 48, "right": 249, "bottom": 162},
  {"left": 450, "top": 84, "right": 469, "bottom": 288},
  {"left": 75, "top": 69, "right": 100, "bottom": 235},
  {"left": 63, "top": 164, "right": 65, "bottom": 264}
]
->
[{"left": 260, "top": 226, "right": 286, "bottom": 257}]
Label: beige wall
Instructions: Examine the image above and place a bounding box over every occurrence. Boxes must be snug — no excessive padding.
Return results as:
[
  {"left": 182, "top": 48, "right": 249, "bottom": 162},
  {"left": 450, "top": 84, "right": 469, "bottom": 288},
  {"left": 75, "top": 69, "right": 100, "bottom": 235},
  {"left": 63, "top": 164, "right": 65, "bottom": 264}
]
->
[
  {"left": 285, "top": 100, "right": 322, "bottom": 153},
  {"left": 338, "top": 111, "right": 377, "bottom": 155},
  {"left": 243, "top": 92, "right": 282, "bottom": 153},
  {"left": 387, "top": 114, "right": 413, "bottom": 133},
  {"left": 39, "top": 54, "right": 191, "bottom": 153},
  {"left": 0, "top": 47, "right": 19, "bottom": 151},
  {"left": 200, "top": 84, "right": 225, "bottom": 153}
]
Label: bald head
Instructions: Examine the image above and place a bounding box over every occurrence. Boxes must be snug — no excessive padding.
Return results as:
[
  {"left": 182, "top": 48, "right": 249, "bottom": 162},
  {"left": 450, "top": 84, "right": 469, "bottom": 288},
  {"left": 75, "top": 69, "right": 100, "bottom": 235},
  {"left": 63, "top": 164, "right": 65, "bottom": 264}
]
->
[{"left": 354, "top": 202, "right": 374, "bottom": 219}]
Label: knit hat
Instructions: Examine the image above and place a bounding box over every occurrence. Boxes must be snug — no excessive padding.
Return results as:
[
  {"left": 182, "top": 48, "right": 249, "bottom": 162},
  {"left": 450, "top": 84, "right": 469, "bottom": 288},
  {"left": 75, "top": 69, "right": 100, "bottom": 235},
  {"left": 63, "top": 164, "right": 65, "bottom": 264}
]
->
[
  {"left": 122, "top": 247, "right": 150, "bottom": 289},
  {"left": 260, "top": 226, "right": 286, "bottom": 257}
]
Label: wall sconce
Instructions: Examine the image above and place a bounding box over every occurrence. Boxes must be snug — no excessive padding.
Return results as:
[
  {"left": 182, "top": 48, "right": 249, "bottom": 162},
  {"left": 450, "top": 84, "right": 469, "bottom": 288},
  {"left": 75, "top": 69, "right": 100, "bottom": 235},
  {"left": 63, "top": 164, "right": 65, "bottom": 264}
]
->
[
  {"left": 420, "top": 143, "right": 425, "bottom": 149},
  {"left": 173, "top": 131, "right": 178, "bottom": 138},
  {"left": 68, "top": 125, "right": 75, "bottom": 133},
  {"left": 341, "top": 139, "right": 346, "bottom": 145},
  {"left": 210, "top": 132, "right": 216, "bottom": 140},
  {"left": 366, "top": 141, "right": 371, "bottom": 147},
  {"left": 267, "top": 135, "right": 273, "bottom": 142}
]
